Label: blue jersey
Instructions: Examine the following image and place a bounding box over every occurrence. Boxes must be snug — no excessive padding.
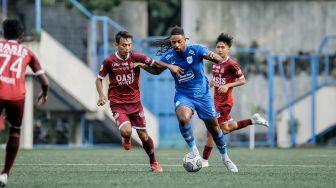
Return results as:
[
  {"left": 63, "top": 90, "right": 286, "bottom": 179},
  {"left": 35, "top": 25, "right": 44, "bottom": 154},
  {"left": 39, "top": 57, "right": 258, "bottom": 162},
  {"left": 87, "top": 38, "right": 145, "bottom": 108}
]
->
[{"left": 160, "top": 44, "right": 211, "bottom": 97}]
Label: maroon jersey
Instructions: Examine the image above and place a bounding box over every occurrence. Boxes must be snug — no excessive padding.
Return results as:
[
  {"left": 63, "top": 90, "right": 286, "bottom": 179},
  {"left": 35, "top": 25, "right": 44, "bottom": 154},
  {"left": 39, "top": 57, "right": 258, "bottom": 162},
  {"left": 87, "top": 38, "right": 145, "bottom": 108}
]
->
[
  {"left": 98, "top": 51, "right": 155, "bottom": 104},
  {"left": 0, "top": 40, "right": 43, "bottom": 100},
  {"left": 212, "top": 57, "right": 244, "bottom": 109}
]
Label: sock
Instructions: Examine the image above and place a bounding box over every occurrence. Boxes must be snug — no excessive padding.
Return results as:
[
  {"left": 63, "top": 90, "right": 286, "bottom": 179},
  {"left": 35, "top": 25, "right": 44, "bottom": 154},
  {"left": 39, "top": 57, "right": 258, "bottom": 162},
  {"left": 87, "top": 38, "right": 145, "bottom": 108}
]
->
[
  {"left": 179, "top": 123, "right": 199, "bottom": 155},
  {"left": 236, "top": 119, "right": 253, "bottom": 130},
  {"left": 221, "top": 153, "right": 230, "bottom": 162},
  {"left": 212, "top": 131, "right": 228, "bottom": 158},
  {"left": 142, "top": 137, "right": 156, "bottom": 164},
  {"left": 2, "top": 135, "right": 20, "bottom": 175},
  {"left": 202, "top": 146, "right": 213, "bottom": 160}
]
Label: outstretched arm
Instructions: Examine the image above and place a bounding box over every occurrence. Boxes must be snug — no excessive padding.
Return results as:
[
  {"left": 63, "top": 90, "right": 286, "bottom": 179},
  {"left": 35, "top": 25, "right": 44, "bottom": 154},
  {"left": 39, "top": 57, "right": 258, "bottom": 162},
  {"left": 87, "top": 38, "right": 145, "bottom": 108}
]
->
[
  {"left": 133, "top": 63, "right": 164, "bottom": 75},
  {"left": 134, "top": 61, "right": 183, "bottom": 77},
  {"left": 36, "top": 74, "right": 49, "bottom": 106},
  {"left": 96, "top": 78, "right": 108, "bottom": 106},
  {"left": 204, "top": 51, "right": 224, "bottom": 64}
]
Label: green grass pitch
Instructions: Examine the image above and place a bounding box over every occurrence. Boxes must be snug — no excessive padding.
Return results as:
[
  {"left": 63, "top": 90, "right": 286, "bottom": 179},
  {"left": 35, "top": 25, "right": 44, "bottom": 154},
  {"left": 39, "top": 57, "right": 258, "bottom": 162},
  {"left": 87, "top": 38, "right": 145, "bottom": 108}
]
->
[{"left": 1, "top": 148, "right": 335, "bottom": 188}]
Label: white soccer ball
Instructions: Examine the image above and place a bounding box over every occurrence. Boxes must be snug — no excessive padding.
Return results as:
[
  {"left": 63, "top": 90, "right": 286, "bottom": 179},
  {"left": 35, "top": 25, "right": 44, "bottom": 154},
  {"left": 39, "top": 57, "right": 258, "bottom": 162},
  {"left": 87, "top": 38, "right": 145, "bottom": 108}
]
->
[{"left": 182, "top": 153, "right": 202, "bottom": 172}]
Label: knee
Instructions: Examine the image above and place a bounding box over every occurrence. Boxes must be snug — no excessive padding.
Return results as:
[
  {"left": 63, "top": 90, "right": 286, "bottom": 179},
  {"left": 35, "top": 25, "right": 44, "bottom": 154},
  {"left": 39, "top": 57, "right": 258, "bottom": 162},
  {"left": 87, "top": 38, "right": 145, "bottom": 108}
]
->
[
  {"left": 120, "top": 127, "right": 132, "bottom": 138},
  {"left": 178, "top": 115, "right": 190, "bottom": 125}
]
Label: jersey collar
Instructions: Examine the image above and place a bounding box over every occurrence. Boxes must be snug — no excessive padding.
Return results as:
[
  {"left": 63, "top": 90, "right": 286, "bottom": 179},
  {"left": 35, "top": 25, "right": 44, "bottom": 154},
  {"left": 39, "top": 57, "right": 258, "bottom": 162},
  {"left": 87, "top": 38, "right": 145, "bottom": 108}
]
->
[
  {"left": 219, "top": 56, "right": 230, "bottom": 64},
  {"left": 115, "top": 51, "right": 130, "bottom": 61},
  {"left": 7, "top": 40, "right": 18, "bottom": 43}
]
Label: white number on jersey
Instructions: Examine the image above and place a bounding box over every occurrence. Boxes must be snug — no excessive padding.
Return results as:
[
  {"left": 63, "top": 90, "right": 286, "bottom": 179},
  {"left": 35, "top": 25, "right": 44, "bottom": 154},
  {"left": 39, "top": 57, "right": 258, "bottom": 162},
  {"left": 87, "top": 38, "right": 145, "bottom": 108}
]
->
[{"left": 0, "top": 54, "right": 23, "bottom": 79}]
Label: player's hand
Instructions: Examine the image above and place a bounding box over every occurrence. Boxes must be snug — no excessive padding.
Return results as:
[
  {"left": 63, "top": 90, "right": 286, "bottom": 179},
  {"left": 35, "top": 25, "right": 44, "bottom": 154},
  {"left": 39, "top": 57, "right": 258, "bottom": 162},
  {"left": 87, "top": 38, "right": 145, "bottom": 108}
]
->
[
  {"left": 209, "top": 80, "right": 214, "bottom": 87},
  {"left": 97, "top": 95, "right": 108, "bottom": 106},
  {"left": 218, "top": 85, "right": 229, "bottom": 94},
  {"left": 168, "top": 65, "right": 184, "bottom": 77},
  {"left": 37, "top": 92, "right": 48, "bottom": 106}
]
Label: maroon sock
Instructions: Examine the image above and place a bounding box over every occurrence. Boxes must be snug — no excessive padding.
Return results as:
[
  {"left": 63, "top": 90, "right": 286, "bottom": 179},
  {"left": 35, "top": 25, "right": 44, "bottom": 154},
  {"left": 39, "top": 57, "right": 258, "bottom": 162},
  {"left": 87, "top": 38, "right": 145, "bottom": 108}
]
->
[
  {"left": 237, "top": 119, "right": 253, "bottom": 130},
  {"left": 202, "top": 146, "right": 213, "bottom": 160},
  {"left": 2, "top": 135, "right": 20, "bottom": 175},
  {"left": 142, "top": 137, "right": 156, "bottom": 164}
]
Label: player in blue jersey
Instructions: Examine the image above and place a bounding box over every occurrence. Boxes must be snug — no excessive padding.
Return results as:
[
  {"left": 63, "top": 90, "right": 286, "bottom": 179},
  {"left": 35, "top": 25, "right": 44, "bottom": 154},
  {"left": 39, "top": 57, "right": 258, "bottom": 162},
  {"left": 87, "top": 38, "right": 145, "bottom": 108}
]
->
[{"left": 136, "top": 26, "right": 238, "bottom": 172}]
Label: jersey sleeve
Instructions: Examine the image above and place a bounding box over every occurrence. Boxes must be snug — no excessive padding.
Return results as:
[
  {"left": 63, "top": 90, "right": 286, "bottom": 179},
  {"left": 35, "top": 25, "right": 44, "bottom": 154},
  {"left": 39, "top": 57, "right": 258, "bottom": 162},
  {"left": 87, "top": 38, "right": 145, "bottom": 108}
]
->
[
  {"left": 28, "top": 51, "right": 44, "bottom": 76},
  {"left": 132, "top": 53, "right": 155, "bottom": 66},
  {"left": 160, "top": 53, "right": 170, "bottom": 64},
  {"left": 97, "top": 59, "right": 110, "bottom": 79},
  {"left": 196, "top": 45, "right": 210, "bottom": 59},
  {"left": 230, "top": 61, "right": 244, "bottom": 79}
]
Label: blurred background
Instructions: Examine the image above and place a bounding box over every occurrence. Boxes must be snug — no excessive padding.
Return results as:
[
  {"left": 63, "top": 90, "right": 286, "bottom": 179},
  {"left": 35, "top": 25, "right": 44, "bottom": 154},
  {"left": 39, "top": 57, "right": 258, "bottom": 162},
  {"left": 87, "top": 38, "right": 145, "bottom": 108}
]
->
[{"left": 0, "top": 0, "right": 335, "bottom": 149}]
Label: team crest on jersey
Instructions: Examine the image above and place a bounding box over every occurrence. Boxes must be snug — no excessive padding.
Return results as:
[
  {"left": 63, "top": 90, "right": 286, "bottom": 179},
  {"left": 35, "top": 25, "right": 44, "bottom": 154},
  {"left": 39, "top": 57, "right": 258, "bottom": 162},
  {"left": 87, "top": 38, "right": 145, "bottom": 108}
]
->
[
  {"left": 187, "top": 56, "right": 193, "bottom": 64},
  {"left": 188, "top": 49, "right": 195, "bottom": 55},
  {"left": 220, "top": 68, "right": 225, "bottom": 73}
]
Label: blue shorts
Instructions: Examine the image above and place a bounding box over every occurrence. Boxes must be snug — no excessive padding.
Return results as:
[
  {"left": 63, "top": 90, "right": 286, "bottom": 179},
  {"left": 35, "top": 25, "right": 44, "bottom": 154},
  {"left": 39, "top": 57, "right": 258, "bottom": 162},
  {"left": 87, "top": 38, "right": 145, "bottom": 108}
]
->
[{"left": 174, "top": 93, "right": 219, "bottom": 120}]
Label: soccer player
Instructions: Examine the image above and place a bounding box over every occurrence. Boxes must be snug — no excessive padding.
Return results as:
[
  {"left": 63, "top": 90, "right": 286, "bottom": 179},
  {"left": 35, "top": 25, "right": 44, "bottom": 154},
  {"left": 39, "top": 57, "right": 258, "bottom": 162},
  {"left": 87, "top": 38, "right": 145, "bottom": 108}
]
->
[
  {"left": 0, "top": 19, "right": 49, "bottom": 187},
  {"left": 137, "top": 26, "right": 239, "bottom": 172},
  {"left": 201, "top": 33, "right": 269, "bottom": 167},
  {"left": 95, "top": 30, "right": 182, "bottom": 173}
]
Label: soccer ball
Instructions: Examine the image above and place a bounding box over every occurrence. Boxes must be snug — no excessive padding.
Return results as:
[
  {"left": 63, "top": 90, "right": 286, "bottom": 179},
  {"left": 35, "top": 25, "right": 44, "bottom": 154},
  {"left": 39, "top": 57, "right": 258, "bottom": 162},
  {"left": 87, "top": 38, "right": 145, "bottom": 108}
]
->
[{"left": 182, "top": 153, "right": 202, "bottom": 172}]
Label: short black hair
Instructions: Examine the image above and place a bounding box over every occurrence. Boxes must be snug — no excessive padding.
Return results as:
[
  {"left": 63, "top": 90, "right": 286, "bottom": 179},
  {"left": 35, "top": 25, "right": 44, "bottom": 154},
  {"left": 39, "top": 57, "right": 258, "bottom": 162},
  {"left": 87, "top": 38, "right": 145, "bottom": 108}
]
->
[
  {"left": 115, "top": 31, "right": 133, "bottom": 44},
  {"left": 170, "top": 26, "right": 184, "bottom": 36},
  {"left": 2, "top": 19, "right": 24, "bottom": 40},
  {"left": 216, "top": 33, "right": 233, "bottom": 47}
]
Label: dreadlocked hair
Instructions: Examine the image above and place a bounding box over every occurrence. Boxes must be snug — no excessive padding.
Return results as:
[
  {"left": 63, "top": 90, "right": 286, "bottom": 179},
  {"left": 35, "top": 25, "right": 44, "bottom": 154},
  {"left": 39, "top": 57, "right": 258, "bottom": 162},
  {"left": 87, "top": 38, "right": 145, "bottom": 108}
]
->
[
  {"left": 155, "top": 26, "right": 185, "bottom": 56},
  {"left": 154, "top": 37, "right": 171, "bottom": 56}
]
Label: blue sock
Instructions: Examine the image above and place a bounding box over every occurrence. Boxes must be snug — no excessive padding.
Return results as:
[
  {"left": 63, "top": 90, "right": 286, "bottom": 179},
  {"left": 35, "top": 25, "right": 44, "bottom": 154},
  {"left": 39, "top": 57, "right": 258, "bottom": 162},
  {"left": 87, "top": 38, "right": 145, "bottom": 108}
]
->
[
  {"left": 212, "top": 131, "right": 228, "bottom": 155},
  {"left": 179, "top": 123, "right": 196, "bottom": 149}
]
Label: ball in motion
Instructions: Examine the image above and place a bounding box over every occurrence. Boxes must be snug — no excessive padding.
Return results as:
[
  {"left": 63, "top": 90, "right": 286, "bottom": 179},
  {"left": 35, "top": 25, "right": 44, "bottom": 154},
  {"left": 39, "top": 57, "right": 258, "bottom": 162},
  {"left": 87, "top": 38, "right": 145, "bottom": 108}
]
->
[{"left": 182, "top": 153, "right": 202, "bottom": 172}]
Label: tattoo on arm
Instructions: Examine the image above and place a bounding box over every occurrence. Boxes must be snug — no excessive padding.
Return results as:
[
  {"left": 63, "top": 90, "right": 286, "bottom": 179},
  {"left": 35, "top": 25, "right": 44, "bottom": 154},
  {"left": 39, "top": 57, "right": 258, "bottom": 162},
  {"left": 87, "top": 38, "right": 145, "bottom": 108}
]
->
[{"left": 205, "top": 52, "right": 224, "bottom": 64}]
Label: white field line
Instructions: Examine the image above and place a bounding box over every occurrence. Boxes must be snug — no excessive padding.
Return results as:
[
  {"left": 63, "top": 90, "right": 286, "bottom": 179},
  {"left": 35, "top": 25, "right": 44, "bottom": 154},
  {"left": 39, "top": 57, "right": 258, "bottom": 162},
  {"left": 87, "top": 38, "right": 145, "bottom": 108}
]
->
[{"left": 13, "top": 163, "right": 336, "bottom": 168}]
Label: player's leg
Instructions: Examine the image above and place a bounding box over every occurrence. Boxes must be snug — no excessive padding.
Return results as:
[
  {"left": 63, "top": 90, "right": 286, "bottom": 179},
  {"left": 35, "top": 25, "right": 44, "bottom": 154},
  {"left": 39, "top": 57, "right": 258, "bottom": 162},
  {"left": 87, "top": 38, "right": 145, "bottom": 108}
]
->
[
  {"left": 130, "top": 104, "right": 163, "bottom": 172},
  {"left": 175, "top": 94, "right": 199, "bottom": 156},
  {"left": 136, "top": 129, "right": 163, "bottom": 173},
  {"left": 196, "top": 95, "right": 238, "bottom": 172},
  {"left": 112, "top": 111, "right": 132, "bottom": 150},
  {"left": 0, "top": 99, "right": 25, "bottom": 187},
  {"left": 201, "top": 131, "right": 214, "bottom": 167},
  {"left": 203, "top": 119, "right": 238, "bottom": 172},
  {"left": 202, "top": 106, "right": 231, "bottom": 163},
  {"left": 176, "top": 106, "right": 199, "bottom": 156}
]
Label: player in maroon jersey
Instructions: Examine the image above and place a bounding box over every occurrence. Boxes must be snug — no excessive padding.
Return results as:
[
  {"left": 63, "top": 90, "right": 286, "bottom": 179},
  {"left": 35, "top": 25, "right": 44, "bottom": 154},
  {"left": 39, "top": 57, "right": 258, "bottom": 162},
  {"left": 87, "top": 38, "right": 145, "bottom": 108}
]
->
[
  {"left": 201, "top": 33, "right": 269, "bottom": 167},
  {"left": 0, "top": 19, "right": 49, "bottom": 187},
  {"left": 95, "top": 31, "right": 182, "bottom": 173}
]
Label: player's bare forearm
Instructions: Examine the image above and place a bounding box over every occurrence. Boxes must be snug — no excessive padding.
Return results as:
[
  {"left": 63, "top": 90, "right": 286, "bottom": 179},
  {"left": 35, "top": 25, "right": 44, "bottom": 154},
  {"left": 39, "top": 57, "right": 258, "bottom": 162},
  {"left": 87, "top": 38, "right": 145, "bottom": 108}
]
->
[
  {"left": 154, "top": 61, "right": 183, "bottom": 77},
  {"left": 36, "top": 74, "right": 49, "bottom": 105},
  {"left": 141, "top": 64, "right": 164, "bottom": 75},
  {"left": 204, "top": 51, "right": 224, "bottom": 64},
  {"left": 96, "top": 78, "right": 108, "bottom": 106},
  {"left": 95, "top": 78, "right": 105, "bottom": 97},
  {"left": 227, "top": 77, "right": 246, "bottom": 88}
]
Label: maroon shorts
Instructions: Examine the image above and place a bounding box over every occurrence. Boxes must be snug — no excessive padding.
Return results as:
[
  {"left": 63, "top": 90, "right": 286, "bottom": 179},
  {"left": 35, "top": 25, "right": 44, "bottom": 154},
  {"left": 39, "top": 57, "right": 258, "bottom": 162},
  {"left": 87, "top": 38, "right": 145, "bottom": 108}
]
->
[
  {"left": 110, "top": 102, "right": 146, "bottom": 130},
  {"left": 217, "top": 104, "right": 233, "bottom": 124},
  {"left": 0, "top": 99, "right": 25, "bottom": 127}
]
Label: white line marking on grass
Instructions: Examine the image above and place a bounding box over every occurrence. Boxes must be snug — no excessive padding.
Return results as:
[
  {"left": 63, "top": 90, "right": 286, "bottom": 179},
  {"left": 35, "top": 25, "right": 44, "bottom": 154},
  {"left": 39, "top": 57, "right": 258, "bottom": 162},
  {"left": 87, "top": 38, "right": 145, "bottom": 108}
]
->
[
  {"left": 239, "top": 164, "right": 336, "bottom": 168},
  {"left": 14, "top": 163, "right": 336, "bottom": 168}
]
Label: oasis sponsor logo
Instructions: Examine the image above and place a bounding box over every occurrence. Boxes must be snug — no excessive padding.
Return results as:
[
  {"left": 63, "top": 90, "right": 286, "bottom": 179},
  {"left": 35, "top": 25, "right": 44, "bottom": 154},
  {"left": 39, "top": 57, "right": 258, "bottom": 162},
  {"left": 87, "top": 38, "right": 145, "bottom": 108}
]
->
[
  {"left": 115, "top": 71, "right": 135, "bottom": 85},
  {"left": 213, "top": 75, "right": 226, "bottom": 87}
]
